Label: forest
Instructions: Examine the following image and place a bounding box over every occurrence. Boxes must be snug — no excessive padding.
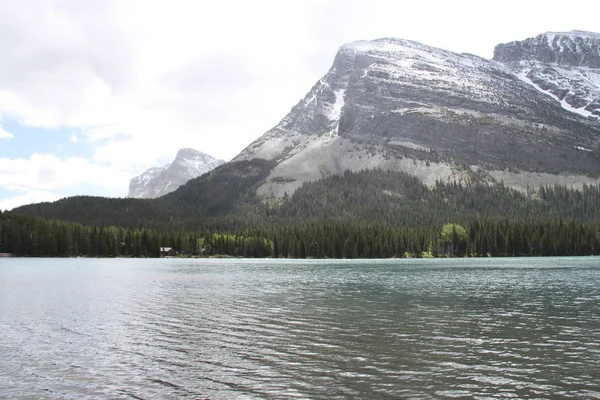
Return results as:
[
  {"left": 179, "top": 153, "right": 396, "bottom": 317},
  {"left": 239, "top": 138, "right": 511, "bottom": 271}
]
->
[
  {"left": 0, "top": 168, "right": 600, "bottom": 258},
  {"left": 3, "top": 168, "right": 600, "bottom": 258}
]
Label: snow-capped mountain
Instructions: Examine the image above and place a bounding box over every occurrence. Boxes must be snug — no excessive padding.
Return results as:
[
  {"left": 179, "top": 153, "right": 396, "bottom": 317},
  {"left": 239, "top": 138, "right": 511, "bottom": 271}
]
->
[
  {"left": 128, "top": 148, "right": 225, "bottom": 198},
  {"left": 494, "top": 31, "right": 600, "bottom": 119},
  {"left": 235, "top": 35, "right": 600, "bottom": 198}
]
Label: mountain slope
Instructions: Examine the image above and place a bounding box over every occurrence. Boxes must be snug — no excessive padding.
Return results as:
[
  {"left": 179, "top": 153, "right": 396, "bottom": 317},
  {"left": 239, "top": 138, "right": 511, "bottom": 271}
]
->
[
  {"left": 13, "top": 159, "right": 275, "bottom": 228},
  {"left": 494, "top": 31, "right": 600, "bottom": 119},
  {"left": 235, "top": 36, "right": 600, "bottom": 198},
  {"left": 11, "top": 167, "right": 600, "bottom": 233},
  {"left": 128, "top": 165, "right": 169, "bottom": 198},
  {"left": 128, "top": 148, "right": 225, "bottom": 198},
  {"left": 11, "top": 32, "right": 600, "bottom": 228}
]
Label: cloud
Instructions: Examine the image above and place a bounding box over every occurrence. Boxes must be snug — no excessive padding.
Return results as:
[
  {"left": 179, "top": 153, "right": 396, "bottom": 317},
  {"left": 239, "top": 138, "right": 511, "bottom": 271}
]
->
[
  {"left": 0, "top": 1, "right": 351, "bottom": 163},
  {"left": 0, "top": 124, "right": 13, "bottom": 140},
  {"left": 0, "top": 114, "right": 14, "bottom": 140},
  {"left": 0, "top": 190, "right": 60, "bottom": 212},
  {"left": 0, "top": 1, "right": 134, "bottom": 127},
  {"left": 0, "top": 153, "right": 130, "bottom": 194}
]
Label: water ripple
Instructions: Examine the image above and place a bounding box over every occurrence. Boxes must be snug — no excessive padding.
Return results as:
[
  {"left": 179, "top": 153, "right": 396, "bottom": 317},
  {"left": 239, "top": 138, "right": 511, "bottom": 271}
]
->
[{"left": 1, "top": 257, "right": 599, "bottom": 398}]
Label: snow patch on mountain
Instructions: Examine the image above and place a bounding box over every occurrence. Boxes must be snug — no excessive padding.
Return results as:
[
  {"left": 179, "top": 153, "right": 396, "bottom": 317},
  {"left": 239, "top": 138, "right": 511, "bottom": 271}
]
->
[
  {"left": 544, "top": 30, "right": 600, "bottom": 47},
  {"left": 495, "top": 31, "right": 600, "bottom": 119},
  {"left": 342, "top": 39, "right": 497, "bottom": 98},
  {"left": 515, "top": 69, "right": 600, "bottom": 119},
  {"left": 329, "top": 89, "right": 345, "bottom": 121}
]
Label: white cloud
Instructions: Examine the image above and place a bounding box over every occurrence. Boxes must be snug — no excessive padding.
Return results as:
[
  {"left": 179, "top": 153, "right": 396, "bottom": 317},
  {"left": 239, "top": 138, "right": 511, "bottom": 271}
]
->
[
  {"left": 0, "top": 153, "right": 131, "bottom": 194},
  {"left": 0, "top": 190, "right": 59, "bottom": 212},
  {"left": 0, "top": 0, "right": 599, "bottom": 209},
  {"left": 0, "top": 125, "right": 13, "bottom": 140},
  {"left": 0, "top": 114, "right": 14, "bottom": 140},
  {"left": 70, "top": 132, "right": 78, "bottom": 143}
]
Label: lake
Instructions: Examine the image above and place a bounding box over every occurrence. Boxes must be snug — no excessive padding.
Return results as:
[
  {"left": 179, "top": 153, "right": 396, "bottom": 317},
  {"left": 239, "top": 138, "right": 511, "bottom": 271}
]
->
[{"left": 1, "top": 257, "right": 599, "bottom": 399}]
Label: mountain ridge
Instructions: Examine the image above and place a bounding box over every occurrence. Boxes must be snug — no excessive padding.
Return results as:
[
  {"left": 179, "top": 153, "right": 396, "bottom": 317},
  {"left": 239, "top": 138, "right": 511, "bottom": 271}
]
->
[
  {"left": 10, "top": 31, "right": 600, "bottom": 222},
  {"left": 128, "top": 148, "right": 225, "bottom": 199},
  {"left": 235, "top": 32, "right": 600, "bottom": 198}
]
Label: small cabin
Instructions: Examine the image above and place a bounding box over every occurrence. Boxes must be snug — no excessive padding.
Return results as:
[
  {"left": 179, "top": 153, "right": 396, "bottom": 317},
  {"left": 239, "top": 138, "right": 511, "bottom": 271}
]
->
[
  {"left": 0, "top": 253, "right": 11, "bottom": 258},
  {"left": 160, "top": 247, "right": 178, "bottom": 257}
]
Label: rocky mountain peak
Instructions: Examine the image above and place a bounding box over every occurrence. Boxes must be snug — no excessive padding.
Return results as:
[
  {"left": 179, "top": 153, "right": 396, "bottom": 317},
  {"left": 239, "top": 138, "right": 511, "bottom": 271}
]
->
[
  {"left": 175, "top": 148, "right": 202, "bottom": 159},
  {"left": 128, "top": 148, "right": 225, "bottom": 199},
  {"left": 493, "top": 31, "right": 600, "bottom": 68},
  {"left": 341, "top": 37, "right": 443, "bottom": 56},
  {"left": 234, "top": 35, "right": 600, "bottom": 199},
  {"left": 235, "top": 37, "right": 499, "bottom": 163}
]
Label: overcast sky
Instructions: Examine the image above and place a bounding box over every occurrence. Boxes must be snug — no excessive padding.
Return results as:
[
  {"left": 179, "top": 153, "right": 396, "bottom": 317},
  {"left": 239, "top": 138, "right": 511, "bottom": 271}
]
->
[{"left": 0, "top": 0, "right": 599, "bottom": 210}]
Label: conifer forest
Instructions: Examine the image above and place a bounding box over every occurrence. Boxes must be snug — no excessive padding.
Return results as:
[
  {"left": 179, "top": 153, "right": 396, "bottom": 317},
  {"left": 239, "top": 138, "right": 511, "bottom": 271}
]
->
[{"left": 3, "top": 168, "right": 600, "bottom": 258}]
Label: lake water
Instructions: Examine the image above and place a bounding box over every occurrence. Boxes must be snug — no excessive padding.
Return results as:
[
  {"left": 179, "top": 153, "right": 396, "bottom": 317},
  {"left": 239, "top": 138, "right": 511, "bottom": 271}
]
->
[{"left": 1, "top": 257, "right": 599, "bottom": 399}]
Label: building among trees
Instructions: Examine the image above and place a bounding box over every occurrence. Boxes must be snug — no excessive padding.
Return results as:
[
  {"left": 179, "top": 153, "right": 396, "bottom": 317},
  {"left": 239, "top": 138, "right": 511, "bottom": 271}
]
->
[{"left": 160, "top": 247, "right": 177, "bottom": 257}]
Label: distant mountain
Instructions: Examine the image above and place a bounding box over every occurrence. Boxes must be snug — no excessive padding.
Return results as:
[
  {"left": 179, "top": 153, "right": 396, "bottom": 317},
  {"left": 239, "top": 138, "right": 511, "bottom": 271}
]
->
[
  {"left": 128, "top": 148, "right": 225, "bottom": 198},
  {"left": 235, "top": 33, "right": 600, "bottom": 198},
  {"left": 494, "top": 30, "right": 600, "bottom": 119}
]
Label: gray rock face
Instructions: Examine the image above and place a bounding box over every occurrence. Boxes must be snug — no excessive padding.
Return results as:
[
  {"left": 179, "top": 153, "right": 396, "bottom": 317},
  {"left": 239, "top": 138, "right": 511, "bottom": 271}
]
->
[
  {"left": 494, "top": 31, "right": 600, "bottom": 118},
  {"left": 235, "top": 37, "right": 600, "bottom": 198},
  {"left": 128, "top": 148, "right": 225, "bottom": 198},
  {"left": 494, "top": 31, "right": 600, "bottom": 68}
]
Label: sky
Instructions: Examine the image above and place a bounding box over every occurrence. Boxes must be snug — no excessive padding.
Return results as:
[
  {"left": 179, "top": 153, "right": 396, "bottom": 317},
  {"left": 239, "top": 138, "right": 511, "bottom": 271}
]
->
[{"left": 0, "top": 0, "right": 599, "bottom": 210}]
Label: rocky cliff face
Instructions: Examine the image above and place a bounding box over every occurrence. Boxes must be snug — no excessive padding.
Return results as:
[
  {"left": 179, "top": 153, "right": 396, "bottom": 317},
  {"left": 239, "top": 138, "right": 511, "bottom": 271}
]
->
[
  {"left": 128, "top": 148, "right": 225, "bottom": 198},
  {"left": 235, "top": 36, "right": 600, "bottom": 198},
  {"left": 494, "top": 31, "right": 600, "bottom": 119}
]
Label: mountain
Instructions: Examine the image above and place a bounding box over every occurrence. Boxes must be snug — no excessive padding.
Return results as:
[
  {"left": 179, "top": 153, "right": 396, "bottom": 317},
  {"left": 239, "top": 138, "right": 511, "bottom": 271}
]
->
[
  {"left": 13, "top": 159, "right": 275, "bottom": 228},
  {"left": 128, "top": 148, "right": 225, "bottom": 198},
  {"left": 10, "top": 31, "right": 600, "bottom": 231},
  {"left": 494, "top": 31, "right": 600, "bottom": 119},
  {"left": 235, "top": 34, "right": 600, "bottom": 198}
]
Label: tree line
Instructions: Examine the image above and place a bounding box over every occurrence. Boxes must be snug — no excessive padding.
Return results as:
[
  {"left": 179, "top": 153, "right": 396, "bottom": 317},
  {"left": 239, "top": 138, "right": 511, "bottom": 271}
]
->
[
  {"left": 4, "top": 168, "right": 600, "bottom": 258},
  {"left": 2, "top": 211, "right": 599, "bottom": 258}
]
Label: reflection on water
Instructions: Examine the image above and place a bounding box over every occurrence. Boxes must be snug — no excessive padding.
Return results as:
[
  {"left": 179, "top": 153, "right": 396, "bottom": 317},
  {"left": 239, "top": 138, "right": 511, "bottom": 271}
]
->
[{"left": 1, "top": 257, "right": 599, "bottom": 399}]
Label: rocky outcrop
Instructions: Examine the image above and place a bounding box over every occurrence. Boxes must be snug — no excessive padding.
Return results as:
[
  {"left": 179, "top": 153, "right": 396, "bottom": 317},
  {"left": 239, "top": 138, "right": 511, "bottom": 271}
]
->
[
  {"left": 235, "top": 37, "right": 600, "bottom": 198},
  {"left": 494, "top": 31, "right": 600, "bottom": 118},
  {"left": 128, "top": 148, "right": 225, "bottom": 198},
  {"left": 494, "top": 31, "right": 600, "bottom": 68}
]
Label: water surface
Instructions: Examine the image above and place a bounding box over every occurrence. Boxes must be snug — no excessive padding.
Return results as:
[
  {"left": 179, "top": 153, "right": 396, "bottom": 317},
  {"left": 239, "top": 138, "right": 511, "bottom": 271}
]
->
[{"left": 1, "top": 257, "right": 599, "bottom": 399}]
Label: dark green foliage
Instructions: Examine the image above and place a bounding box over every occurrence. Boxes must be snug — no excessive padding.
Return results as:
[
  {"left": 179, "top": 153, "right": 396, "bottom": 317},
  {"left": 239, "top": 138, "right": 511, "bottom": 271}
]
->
[
  {"left": 0, "top": 213, "right": 159, "bottom": 257},
  {"left": 159, "top": 159, "right": 276, "bottom": 219},
  {"left": 12, "top": 159, "right": 276, "bottom": 228},
  {"left": 4, "top": 168, "right": 600, "bottom": 258}
]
